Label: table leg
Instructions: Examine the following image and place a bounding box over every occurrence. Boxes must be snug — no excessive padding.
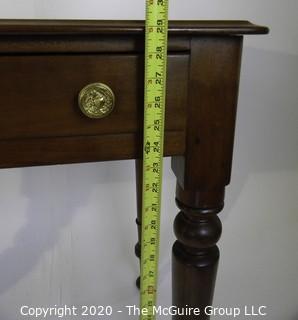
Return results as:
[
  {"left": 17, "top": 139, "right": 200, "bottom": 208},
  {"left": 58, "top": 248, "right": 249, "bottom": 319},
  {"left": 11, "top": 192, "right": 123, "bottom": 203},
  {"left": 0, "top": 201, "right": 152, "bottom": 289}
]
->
[
  {"left": 172, "top": 185, "right": 224, "bottom": 319},
  {"left": 170, "top": 36, "right": 243, "bottom": 319}
]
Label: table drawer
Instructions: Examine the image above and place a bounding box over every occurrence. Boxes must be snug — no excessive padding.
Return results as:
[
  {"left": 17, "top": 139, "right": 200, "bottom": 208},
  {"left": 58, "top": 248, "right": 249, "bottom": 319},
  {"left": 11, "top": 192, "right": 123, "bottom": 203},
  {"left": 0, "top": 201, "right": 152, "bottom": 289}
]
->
[{"left": 0, "top": 54, "right": 188, "bottom": 140}]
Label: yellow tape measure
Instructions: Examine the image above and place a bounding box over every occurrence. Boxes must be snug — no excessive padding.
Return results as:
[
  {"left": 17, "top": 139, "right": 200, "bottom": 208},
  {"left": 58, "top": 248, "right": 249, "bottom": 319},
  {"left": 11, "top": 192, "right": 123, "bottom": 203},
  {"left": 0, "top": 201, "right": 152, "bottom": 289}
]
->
[{"left": 140, "top": 1, "right": 169, "bottom": 320}]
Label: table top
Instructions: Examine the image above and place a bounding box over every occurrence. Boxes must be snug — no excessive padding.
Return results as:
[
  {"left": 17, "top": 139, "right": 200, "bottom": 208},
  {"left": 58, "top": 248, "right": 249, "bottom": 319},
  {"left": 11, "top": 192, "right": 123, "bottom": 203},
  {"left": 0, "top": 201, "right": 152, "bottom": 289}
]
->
[
  {"left": 0, "top": 19, "right": 269, "bottom": 35},
  {"left": 0, "top": 19, "right": 268, "bottom": 169}
]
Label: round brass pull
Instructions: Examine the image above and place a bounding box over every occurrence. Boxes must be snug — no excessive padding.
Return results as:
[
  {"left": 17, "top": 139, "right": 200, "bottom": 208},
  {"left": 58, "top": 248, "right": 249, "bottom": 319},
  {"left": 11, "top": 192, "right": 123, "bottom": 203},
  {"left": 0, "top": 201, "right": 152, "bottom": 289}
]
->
[{"left": 78, "top": 83, "right": 115, "bottom": 119}]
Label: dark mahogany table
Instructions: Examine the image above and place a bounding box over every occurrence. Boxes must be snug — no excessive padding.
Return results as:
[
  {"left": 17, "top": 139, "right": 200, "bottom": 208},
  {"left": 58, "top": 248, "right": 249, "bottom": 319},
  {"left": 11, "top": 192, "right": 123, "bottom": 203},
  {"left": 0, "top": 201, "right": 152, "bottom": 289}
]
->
[{"left": 0, "top": 20, "right": 268, "bottom": 319}]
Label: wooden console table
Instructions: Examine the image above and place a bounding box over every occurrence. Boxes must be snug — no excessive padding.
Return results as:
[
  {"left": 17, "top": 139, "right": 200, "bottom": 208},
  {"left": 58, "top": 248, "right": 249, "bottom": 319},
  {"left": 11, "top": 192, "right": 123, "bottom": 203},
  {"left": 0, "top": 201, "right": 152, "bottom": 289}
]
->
[{"left": 0, "top": 20, "right": 268, "bottom": 319}]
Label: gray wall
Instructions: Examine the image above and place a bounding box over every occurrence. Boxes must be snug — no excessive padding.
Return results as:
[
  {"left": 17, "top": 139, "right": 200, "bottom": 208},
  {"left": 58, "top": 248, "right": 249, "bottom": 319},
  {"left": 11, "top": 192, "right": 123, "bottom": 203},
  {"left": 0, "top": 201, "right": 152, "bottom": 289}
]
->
[{"left": 0, "top": 1, "right": 297, "bottom": 319}]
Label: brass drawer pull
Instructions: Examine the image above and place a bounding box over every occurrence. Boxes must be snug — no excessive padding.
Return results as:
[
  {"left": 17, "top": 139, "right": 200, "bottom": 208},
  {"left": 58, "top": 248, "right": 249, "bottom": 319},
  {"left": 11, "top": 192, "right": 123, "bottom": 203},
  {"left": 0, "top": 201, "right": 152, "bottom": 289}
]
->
[{"left": 78, "top": 83, "right": 115, "bottom": 119}]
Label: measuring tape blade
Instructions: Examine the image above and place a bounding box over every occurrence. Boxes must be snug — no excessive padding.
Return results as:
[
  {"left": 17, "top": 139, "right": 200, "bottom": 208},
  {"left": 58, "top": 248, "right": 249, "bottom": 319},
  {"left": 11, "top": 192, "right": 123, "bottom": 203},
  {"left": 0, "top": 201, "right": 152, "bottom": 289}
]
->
[{"left": 140, "top": 1, "right": 169, "bottom": 320}]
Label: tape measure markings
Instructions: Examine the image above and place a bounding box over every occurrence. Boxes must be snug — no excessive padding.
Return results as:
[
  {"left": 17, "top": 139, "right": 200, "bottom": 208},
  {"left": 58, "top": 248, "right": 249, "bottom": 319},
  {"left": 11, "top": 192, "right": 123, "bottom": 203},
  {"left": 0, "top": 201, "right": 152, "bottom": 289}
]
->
[{"left": 140, "top": 1, "right": 169, "bottom": 320}]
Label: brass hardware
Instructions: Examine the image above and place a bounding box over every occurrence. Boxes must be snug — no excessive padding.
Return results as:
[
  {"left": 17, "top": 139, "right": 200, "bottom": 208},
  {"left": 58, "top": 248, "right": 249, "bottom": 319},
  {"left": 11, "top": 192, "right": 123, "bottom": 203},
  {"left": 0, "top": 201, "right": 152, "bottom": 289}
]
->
[{"left": 78, "top": 83, "right": 115, "bottom": 119}]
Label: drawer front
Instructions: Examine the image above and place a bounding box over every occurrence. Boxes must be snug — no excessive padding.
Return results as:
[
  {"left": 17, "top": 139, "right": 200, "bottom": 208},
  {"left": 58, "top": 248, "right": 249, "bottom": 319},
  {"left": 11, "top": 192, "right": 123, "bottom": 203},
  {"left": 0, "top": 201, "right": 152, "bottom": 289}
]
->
[{"left": 0, "top": 54, "right": 188, "bottom": 140}]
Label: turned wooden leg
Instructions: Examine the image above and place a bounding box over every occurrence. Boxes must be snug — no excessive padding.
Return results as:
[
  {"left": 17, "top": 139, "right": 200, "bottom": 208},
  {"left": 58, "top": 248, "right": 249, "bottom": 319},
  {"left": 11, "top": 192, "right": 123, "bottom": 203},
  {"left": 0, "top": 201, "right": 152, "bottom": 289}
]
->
[
  {"left": 172, "top": 185, "right": 224, "bottom": 319},
  {"left": 135, "top": 159, "right": 143, "bottom": 288},
  {"left": 171, "top": 36, "right": 243, "bottom": 318}
]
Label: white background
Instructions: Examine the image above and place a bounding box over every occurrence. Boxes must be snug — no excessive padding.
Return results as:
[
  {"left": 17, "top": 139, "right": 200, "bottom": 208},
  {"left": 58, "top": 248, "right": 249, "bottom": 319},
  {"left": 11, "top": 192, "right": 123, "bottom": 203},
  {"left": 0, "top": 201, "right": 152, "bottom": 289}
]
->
[{"left": 0, "top": 1, "right": 297, "bottom": 319}]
